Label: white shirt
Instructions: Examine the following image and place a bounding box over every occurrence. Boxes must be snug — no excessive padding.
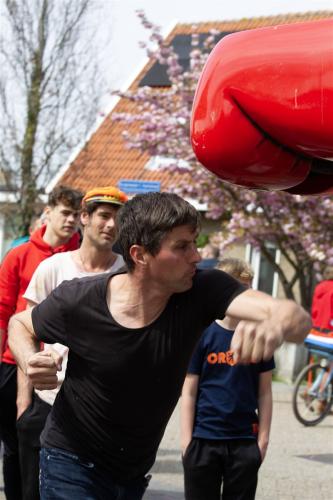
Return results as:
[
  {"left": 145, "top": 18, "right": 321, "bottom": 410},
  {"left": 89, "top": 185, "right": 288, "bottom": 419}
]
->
[{"left": 23, "top": 251, "right": 124, "bottom": 405}]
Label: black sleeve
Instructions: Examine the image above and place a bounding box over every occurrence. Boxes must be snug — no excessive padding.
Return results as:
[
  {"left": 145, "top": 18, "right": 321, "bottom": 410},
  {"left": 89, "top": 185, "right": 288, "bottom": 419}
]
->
[
  {"left": 31, "top": 281, "right": 72, "bottom": 346},
  {"left": 192, "top": 269, "right": 246, "bottom": 325}
]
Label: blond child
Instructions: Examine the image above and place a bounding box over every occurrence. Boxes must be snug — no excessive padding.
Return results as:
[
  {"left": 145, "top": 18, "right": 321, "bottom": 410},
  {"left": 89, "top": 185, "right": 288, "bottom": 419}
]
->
[{"left": 181, "top": 258, "right": 274, "bottom": 500}]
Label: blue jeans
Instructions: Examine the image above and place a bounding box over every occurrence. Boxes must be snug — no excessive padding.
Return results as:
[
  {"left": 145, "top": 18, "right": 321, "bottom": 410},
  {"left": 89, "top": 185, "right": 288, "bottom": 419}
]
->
[{"left": 39, "top": 447, "right": 151, "bottom": 500}]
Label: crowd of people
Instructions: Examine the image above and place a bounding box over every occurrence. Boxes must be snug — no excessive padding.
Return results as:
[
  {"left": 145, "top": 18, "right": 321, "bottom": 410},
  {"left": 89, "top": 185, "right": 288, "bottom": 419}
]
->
[{"left": 0, "top": 185, "right": 311, "bottom": 500}]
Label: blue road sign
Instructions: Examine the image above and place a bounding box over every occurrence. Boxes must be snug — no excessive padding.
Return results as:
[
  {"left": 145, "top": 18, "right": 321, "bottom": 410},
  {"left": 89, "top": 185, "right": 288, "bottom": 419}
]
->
[{"left": 118, "top": 179, "right": 161, "bottom": 194}]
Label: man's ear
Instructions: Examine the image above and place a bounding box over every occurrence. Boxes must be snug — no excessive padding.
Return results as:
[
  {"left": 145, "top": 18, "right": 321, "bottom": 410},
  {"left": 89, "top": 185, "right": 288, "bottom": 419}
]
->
[
  {"left": 43, "top": 206, "right": 52, "bottom": 222},
  {"left": 129, "top": 245, "right": 147, "bottom": 267},
  {"left": 80, "top": 210, "right": 89, "bottom": 227}
]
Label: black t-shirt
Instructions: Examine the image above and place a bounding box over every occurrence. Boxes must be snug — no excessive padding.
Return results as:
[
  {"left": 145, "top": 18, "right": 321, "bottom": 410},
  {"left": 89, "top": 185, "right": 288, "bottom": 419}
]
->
[{"left": 32, "top": 268, "right": 244, "bottom": 482}]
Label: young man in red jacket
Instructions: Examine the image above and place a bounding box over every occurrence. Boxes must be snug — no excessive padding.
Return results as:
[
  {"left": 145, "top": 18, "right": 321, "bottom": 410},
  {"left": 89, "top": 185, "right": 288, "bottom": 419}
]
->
[{"left": 0, "top": 185, "right": 83, "bottom": 500}]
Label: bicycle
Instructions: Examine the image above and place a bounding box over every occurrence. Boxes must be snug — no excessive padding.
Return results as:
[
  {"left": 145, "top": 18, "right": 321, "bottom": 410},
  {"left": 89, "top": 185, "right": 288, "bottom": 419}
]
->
[{"left": 292, "top": 347, "right": 333, "bottom": 426}]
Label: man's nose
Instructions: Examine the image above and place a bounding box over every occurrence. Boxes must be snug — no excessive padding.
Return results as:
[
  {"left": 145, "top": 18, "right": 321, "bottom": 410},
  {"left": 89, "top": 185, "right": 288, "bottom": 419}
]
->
[
  {"left": 67, "top": 213, "right": 77, "bottom": 223},
  {"left": 105, "top": 217, "right": 116, "bottom": 229},
  {"left": 190, "top": 245, "right": 201, "bottom": 264}
]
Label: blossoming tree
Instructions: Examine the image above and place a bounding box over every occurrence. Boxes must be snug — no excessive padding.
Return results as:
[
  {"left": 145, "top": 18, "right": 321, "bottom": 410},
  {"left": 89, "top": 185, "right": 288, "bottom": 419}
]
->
[{"left": 112, "top": 11, "right": 333, "bottom": 310}]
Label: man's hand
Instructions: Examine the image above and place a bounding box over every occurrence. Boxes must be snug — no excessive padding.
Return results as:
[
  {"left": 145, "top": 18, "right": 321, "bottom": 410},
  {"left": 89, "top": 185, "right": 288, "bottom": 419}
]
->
[
  {"left": 227, "top": 291, "right": 311, "bottom": 363},
  {"left": 231, "top": 319, "right": 284, "bottom": 364},
  {"left": 25, "top": 349, "right": 63, "bottom": 390}
]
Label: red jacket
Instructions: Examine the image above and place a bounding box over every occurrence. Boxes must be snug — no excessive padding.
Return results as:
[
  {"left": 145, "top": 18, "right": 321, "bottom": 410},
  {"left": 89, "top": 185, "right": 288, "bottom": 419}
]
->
[
  {"left": 311, "top": 280, "right": 333, "bottom": 331},
  {"left": 0, "top": 225, "right": 80, "bottom": 364}
]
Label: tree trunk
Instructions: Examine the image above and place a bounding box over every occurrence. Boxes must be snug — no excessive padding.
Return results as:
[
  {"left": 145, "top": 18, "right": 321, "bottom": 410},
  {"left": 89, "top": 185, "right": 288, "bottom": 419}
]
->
[{"left": 19, "top": 0, "right": 47, "bottom": 235}]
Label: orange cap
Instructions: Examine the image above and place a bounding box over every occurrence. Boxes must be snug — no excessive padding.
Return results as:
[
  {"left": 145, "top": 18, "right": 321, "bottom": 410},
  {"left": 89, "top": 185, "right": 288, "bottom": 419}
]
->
[{"left": 82, "top": 186, "right": 128, "bottom": 207}]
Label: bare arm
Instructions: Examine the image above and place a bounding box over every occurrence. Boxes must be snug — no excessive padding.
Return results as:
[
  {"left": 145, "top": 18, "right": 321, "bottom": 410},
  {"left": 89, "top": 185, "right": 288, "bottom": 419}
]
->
[
  {"left": 8, "top": 309, "right": 39, "bottom": 373},
  {"left": 226, "top": 289, "right": 311, "bottom": 363},
  {"left": 16, "top": 367, "right": 33, "bottom": 419},
  {"left": 8, "top": 309, "right": 62, "bottom": 390},
  {"left": 16, "top": 302, "right": 38, "bottom": 418},
  {"left": 180, "top": 374, "right": 199, "bottom": 454},
  {"left": 257, "top": 370, "right": 273, "bottom": 462}
]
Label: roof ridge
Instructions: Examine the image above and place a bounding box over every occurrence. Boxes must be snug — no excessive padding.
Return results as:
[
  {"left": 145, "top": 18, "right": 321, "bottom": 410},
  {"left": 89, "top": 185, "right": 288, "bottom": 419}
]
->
[{"left": 175, "top": 10, "right": 333, "bottom": 28}]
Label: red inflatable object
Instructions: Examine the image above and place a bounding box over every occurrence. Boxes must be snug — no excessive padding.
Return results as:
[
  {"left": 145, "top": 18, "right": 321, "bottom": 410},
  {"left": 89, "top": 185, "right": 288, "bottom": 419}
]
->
[{"left": 191, "top": 19, "right": 333, "bottom": 194}]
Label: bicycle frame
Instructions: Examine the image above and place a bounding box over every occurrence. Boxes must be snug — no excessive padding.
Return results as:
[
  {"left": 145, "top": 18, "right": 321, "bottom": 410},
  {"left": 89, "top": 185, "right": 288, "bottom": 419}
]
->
[{"left": 306, "top": 349, "right": 333, "bottom": 399}]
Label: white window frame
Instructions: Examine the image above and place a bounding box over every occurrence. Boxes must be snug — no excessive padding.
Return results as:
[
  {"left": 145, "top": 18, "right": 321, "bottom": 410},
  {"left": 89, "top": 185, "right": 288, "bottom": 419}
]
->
[{"left": 245, "top": 243, "right": 280, "bottom": 298}]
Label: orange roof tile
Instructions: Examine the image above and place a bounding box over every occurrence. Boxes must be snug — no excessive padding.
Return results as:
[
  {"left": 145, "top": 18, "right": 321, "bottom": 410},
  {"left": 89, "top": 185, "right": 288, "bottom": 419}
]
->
[{"left": 57, "top": 11, "right": 333, "bottom": 194}]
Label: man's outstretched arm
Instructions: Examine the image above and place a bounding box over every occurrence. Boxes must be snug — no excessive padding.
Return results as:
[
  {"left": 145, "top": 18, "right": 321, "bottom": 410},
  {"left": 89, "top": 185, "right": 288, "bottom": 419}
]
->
[
  {"left": 226, "top": 289, "right": 311, "bottom": 363},
  {"left": 8, "top": 309, "right": 62, "bottom": 390}
]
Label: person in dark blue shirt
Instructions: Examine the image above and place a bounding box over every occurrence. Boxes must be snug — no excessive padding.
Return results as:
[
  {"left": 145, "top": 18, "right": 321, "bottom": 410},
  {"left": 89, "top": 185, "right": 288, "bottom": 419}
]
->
[{"left": 181, "top": 258, "right": 274, "bottom": 500}]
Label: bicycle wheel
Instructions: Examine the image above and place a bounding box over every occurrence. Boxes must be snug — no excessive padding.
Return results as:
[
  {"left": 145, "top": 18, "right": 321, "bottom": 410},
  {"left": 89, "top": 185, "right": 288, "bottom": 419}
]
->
[{"left": 292, "top": 362, "right": 333, "bottom": 426}]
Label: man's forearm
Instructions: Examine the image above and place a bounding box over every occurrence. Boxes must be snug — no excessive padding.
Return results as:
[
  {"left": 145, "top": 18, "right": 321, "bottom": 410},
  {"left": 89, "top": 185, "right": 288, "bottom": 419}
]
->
[
  {"left": 228, "top": 290, "right": 311, "bottom": 344},
  {"left": 9, "top": 310, "right": 62, "bottom": 391},
  {"left": 8, "top": 311, "right": 39, "bottom": 374},
  {"left": 17, "top": 366, "right": 33, "bottom": 419},
  {"left": 229, "top": 290, "right": 311, "bottom": 363}
]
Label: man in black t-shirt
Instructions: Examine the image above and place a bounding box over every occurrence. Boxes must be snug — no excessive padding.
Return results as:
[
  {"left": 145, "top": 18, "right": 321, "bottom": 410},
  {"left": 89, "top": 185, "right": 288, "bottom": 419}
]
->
[{"left": 8, "top": 192, "right": 310, "bottom": 500}]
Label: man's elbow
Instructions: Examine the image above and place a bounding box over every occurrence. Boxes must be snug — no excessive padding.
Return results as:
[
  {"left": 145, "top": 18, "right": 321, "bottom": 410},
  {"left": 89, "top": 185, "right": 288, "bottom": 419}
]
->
[
  {"left": 8, "top": 311, "right": 30, "bottom": 349},
  {"left": 8, "top": 314, "right": 19, "bottom": 350}
]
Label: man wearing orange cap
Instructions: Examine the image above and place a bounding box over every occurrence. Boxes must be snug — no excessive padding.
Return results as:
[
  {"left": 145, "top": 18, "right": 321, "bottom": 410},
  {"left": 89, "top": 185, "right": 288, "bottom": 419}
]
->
[{"left": 16, "top": 185, "right": 127, "bottom": 500}]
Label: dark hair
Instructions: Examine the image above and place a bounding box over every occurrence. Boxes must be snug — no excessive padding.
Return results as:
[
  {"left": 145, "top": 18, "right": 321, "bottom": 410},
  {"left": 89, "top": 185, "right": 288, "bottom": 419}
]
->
[
  {"left": 82, "top": 201, "right": 121, "bottom": 216},
  {"left": 48, "top": 185, "right": 83, "bottom": 210},
  {"left": 116, "top": 192, "right": 201, "bottom": 271}
]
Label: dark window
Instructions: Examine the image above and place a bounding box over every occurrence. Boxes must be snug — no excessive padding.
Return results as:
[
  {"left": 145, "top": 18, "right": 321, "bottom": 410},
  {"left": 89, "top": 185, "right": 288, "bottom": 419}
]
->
[{"left": 139, "top": 32, "right": 234, "bottom": 87}]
